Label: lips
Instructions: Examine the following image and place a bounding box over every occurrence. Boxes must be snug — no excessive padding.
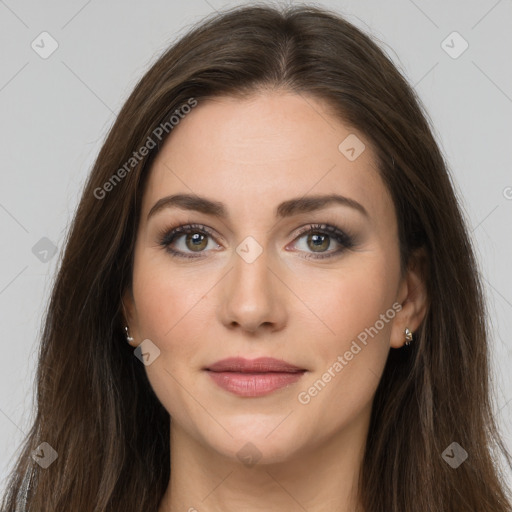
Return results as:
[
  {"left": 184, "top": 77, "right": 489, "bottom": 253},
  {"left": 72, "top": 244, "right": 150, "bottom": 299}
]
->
[
  {"left": 205, "top": 357, "right": 306, "bottom": 397},
  {"left": 206, "top": 357, "right": 305, "bottom": 373}
]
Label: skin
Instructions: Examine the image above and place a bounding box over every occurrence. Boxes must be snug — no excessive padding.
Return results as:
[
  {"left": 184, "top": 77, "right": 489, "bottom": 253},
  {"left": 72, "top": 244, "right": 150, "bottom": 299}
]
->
[{"left": 122, "top": 91, "right": 428, "bottom": 512}]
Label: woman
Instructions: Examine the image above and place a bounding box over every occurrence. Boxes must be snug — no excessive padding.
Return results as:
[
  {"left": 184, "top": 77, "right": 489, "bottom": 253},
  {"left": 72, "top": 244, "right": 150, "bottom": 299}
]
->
[{"left": 2, "top": 4, "right": 511, "bottom": 511}]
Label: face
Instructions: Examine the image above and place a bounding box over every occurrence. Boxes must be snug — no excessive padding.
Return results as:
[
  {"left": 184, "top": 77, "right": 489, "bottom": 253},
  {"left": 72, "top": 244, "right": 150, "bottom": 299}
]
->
[{"left": 123, "top": 91, "right": 414, "bottom": 464}]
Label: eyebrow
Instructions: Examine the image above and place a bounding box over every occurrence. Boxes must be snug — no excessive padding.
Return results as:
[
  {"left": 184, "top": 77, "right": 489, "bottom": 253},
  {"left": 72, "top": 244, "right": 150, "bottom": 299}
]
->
[{"left": 147, "top": 193, "right": 369, "bottom": 221}]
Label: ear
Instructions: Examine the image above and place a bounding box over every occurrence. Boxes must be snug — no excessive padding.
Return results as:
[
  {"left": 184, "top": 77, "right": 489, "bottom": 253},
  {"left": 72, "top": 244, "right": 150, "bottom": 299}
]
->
[
  {"left": 390, "top": 247, "right": 429, "bottom": 349},
  {"left": 121, "top": 286, "right": 137, "bottom": 346}
]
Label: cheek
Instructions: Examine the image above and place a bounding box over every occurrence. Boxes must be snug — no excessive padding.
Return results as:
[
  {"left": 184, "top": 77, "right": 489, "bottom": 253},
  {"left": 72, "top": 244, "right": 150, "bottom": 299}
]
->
[
  {"left": 131, "top": 261, "right": 212, "bottom": 430},
  {"left": 132, "top": 252, "right": 202, "bottom": 338},
  {"left": 293, "top": 253, "right": 397, "bottom": 413},
  {"left": 131, "top": 254, "right": 220, "bottom": 380},
  {"left": 295, "top": 256, "right": 397, "bottom": 357},
  {"left": 128, "top": 259, "right": 207, "bottom": 413}
]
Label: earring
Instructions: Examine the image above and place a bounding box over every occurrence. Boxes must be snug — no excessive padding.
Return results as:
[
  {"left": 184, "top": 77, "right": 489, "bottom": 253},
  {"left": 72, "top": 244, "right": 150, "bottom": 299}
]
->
[
  {"left": 124, "top": 326, "right": 134, "bottom": 344},
  {"left": 404, "top": 327, "right": 413, "bottom": 346}
]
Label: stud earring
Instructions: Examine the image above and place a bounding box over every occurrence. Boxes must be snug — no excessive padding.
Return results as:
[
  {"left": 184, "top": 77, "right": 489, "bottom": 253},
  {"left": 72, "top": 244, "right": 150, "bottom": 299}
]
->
[
  {"left": 124, "top": 326, "right": 134, "bottom": 344},
  {"left": 404, "top": 327, "right": 413, "bottom": 346}
]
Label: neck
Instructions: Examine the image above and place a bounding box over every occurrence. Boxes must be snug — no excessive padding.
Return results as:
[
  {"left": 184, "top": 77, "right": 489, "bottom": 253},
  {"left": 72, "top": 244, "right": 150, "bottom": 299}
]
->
[{"left": 158, "top": 410, "right": 370, "bottom": 512}]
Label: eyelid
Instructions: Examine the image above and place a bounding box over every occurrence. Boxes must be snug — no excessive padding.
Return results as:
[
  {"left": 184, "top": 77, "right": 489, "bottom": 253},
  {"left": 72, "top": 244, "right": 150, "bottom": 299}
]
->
[
  {"left": 291, "top": 223, "right": 354, "bottom": 245},
  {"left": 157, "top": 222, "right": 219, "bottom": 243}
]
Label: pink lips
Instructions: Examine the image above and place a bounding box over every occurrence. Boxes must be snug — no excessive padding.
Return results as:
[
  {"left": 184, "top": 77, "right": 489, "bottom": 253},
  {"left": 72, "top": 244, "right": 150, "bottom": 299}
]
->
[{"left": 205, "top": 357, "right": 306, "bottom": 397}]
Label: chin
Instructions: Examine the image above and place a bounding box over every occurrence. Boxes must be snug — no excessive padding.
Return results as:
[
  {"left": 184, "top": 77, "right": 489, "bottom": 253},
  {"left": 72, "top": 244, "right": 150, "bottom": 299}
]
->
[{"left": 201, "top": 416, "right": 306, "bottom": 466}]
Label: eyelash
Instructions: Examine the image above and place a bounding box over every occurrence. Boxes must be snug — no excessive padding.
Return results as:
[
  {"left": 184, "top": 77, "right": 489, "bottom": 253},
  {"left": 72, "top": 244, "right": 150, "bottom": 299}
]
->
[{"left": 157, "top": 223, "right": 355, "bottom": 260}]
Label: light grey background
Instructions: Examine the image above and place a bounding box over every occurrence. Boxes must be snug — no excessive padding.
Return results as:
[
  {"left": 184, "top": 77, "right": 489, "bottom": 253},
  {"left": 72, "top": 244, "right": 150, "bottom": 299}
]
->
[{"left": 1, "top": 0, "right": 511, "bottom": 495}]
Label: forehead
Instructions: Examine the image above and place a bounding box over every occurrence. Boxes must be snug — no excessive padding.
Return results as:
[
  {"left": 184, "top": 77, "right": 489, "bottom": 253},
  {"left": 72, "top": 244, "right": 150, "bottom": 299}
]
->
[{"left": 140, "top": 91, "right": 393, "bottom": 226}]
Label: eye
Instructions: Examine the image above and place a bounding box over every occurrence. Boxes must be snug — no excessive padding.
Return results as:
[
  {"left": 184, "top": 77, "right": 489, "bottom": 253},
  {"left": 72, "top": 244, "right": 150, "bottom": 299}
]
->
[
  {"left": 158, "top": 223, "right": 220, "bottom": 259},
  {"left": 289, "top": 223, "right": 355, "bottom": 260},
  {"left": 158, "top": 222, "right": 355, "bottom": 260}
]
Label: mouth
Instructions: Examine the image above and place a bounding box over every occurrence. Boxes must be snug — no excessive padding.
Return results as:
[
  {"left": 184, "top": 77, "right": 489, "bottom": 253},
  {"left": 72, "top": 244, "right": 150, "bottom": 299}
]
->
[{"left": 204, "top": 357, "right": 307, "bottom": 397}]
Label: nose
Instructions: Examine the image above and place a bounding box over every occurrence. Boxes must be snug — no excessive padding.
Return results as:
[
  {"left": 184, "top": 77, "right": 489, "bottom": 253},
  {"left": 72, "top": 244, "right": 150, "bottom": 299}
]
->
[{"left": 217, "top": 246, "right": 287, "bottom": 335}]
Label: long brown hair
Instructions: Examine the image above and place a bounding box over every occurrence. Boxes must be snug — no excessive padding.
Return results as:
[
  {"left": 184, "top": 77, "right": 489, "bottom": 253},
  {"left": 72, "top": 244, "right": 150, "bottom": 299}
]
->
[{"left": 2, "top": 4, "right": 511, "bottom": 511}]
